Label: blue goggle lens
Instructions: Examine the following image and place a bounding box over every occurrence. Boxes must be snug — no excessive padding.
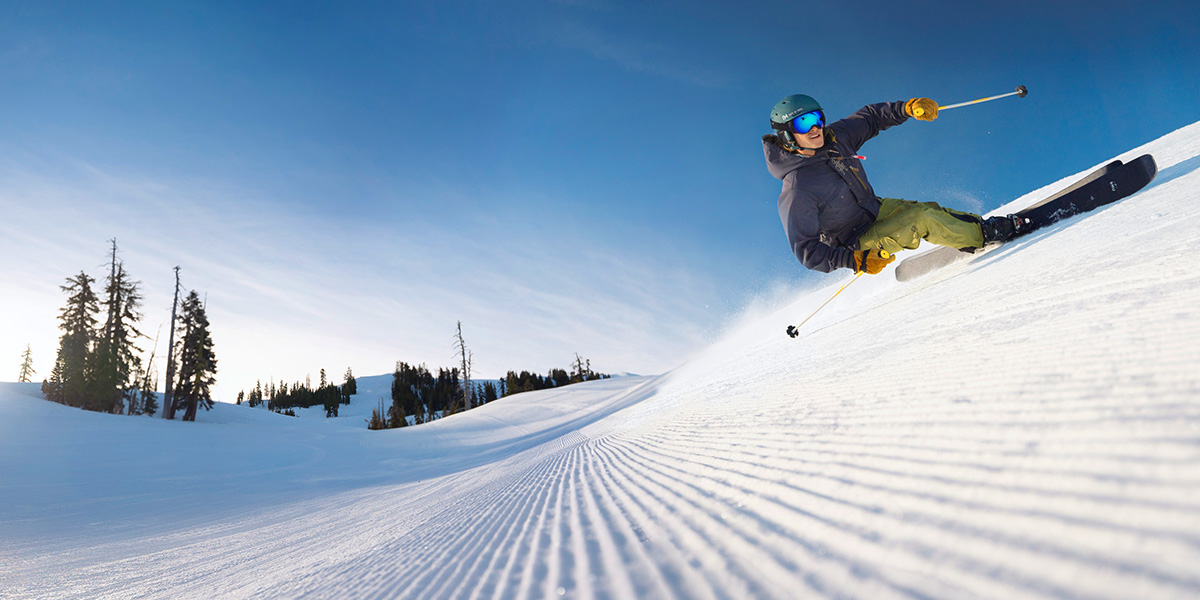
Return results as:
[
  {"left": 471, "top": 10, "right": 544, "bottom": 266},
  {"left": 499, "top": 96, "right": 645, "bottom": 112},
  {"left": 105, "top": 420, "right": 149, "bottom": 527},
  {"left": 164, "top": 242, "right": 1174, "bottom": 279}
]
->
[{"left": 791, "top": 110, "right": 825, "bottom": 133}]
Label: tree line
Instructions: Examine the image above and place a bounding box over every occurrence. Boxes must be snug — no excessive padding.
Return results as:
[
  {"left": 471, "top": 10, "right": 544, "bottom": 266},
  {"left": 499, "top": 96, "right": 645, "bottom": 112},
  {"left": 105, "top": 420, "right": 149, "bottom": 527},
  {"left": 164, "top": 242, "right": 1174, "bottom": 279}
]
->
[
  {"left": 369, "top": 362, "right": 468, "bottom": 429},
  {"left": 39, "top": 240, "right": 217, "bottom": 421},
  {"left": 237, "top": 368, "right": 357, "bottom": 418},
  {"left": 502, "top": 353, "right": 609, "bottom": 395},
  {"left": 368, "top": 354, "right": 608, "bottom": 431}
]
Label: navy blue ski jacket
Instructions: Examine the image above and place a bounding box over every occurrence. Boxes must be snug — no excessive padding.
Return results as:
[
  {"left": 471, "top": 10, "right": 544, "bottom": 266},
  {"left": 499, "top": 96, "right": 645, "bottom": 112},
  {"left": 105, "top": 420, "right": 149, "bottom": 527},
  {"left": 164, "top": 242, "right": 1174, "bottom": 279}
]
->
[{"left": 763, "top": 101, "right": 910, "bottom": 272}]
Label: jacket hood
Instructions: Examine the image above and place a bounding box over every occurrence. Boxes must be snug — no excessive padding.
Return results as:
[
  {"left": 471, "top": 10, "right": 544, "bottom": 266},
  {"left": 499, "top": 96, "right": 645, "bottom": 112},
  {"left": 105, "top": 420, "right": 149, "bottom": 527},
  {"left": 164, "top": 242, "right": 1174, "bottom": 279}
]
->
[{"left": 762, "top": 134, "right": 822, "bottom": 180}]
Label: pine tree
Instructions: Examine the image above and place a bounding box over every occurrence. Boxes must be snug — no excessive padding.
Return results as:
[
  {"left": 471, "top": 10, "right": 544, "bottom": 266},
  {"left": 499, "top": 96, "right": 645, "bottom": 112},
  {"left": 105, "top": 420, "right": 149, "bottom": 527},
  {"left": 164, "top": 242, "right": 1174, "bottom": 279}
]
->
[
  {"left": 387, "top": 399, "right": 407, "bottom": 428},
  {"left": 43, "top": 272, "right": 99, "bottom": 407},
  {"left": 89, "top": 244, "right": 144, "bottom": 413},
  {"left": 248, "top": 380, "right": 263, "bottom": 408},
  {"left": 479, "top": 381, "right": 499, "bottom": 404},
  {"left": 135, "top": 370, "right": 159, "bottom": 417},
  {"left": 173, "top": 291, "right": 217, "bottom": 422},
  {"left": 550, "top": 368, "right": 570, "bottom": 387},
  {"left": 18, "top": 344, "right": 36, "bottom": 383},
  {"left": 323, "top": 385, "right": 339, "bottom": 418},
  {"left": 343, "top": 367, "right": 357, "bottom": 397},
  {"left": 431, "top": 367, "right": 461, "bottom": 418},
  {"left": 391, "top": 361, "right": 432, "bottom": 426},
  {"left": 123, "top": 364, "right": 156, "bottom": 417},
  {"left": 369, "top": 398, "right": 390, "bottom": 430}
]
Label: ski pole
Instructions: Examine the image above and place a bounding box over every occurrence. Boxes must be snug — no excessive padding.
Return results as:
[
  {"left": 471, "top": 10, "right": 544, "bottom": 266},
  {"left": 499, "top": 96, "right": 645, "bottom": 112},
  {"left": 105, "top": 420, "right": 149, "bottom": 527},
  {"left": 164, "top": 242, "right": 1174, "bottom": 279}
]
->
[
  {"left": 912, "top": 85, "right": 1028, "bottom": 117},
  {"left": 786, "top": 273, "right": 861, "bottom": 338},
  {"left": 785, "top": 250, "right": 889, "bottom": 338}
]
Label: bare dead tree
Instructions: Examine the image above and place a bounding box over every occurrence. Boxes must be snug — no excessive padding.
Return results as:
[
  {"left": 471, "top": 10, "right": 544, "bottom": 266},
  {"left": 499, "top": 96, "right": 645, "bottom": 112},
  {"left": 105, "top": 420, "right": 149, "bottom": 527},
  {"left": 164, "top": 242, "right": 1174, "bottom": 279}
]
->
[
  {"left": 162, "top": 267, "right": 181, "bottom": 419},
  {"left": 453, "top": 321, "right": 473, "bottom": 410}
]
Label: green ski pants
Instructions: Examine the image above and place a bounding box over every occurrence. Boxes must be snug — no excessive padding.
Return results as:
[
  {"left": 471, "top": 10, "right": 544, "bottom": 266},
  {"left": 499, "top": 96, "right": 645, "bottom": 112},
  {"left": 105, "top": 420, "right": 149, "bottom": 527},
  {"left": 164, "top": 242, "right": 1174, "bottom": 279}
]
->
[{"left": 858, "top": 197, "right": 984, "bottom": 255}]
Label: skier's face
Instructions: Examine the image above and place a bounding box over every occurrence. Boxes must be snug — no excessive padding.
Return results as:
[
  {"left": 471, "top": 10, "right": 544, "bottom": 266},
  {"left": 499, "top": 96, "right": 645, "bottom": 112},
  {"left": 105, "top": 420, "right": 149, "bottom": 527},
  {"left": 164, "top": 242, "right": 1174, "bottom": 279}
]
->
[{"left": 795, "top": 122, "right": 824, "bottom": 150}]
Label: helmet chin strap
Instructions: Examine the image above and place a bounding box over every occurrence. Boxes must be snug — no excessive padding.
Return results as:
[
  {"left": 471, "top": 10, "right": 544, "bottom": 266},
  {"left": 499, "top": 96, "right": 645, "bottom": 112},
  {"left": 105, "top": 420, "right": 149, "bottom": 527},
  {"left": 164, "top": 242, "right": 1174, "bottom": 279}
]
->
[{"left": 794, "top": 129, "right": 824, "bottom": 155}]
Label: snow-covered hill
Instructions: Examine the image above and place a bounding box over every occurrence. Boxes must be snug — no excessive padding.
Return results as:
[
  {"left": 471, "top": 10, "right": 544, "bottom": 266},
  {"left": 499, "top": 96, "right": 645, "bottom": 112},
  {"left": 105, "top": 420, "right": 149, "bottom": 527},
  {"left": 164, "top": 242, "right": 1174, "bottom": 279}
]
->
[{"left": 3, "top": 122, "right": 1200, "bottom": 599}]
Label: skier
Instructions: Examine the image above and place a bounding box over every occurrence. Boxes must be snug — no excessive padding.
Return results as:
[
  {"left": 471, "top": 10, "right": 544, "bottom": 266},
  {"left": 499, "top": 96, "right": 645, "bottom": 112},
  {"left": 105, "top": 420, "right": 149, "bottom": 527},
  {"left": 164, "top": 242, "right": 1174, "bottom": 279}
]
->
[{"left": 763, "top": 94, "right": 1030, "bottom": 274}]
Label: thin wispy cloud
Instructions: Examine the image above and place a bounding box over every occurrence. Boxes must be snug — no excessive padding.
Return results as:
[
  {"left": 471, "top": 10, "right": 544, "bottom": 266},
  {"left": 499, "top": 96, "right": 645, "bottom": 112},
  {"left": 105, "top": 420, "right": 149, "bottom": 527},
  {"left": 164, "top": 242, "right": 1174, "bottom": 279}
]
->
[
  {"left": 550, "top": 22, "right": 729, "bottom": 89},
  {"left": 0, "top": 37, "right": 51, "bottom": 67}
]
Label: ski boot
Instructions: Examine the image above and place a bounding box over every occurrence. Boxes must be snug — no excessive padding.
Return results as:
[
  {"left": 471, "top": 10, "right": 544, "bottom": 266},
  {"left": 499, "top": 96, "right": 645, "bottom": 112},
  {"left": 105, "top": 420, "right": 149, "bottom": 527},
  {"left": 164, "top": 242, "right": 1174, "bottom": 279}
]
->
[{"left": 981, "top": 214, "right": 1033, "bottom": 243}]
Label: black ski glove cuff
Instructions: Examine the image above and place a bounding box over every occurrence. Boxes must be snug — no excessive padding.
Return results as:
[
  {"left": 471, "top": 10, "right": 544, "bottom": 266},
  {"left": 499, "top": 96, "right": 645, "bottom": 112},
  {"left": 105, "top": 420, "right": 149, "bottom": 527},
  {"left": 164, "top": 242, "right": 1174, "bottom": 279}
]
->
[{"left": 839, "top": 248, "right": 858, "bottom": 271}]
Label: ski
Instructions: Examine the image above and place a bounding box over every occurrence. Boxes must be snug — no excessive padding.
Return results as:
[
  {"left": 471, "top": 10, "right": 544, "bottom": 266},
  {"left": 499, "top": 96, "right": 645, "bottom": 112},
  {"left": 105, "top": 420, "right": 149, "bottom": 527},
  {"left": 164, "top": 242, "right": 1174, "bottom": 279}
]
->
[
  {"left": 1018, "top": 154, "right": 1155, "bottom": 225},
  {"left": 895, "top": 157, "right": 1154, "bottom": 282}
]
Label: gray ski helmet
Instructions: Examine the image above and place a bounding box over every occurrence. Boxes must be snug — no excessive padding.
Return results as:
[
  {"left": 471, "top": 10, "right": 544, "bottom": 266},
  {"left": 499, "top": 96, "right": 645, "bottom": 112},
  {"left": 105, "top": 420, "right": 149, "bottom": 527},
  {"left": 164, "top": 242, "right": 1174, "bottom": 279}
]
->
[{"left": 771, "top": 94, "right": 822, "bottom": 127}]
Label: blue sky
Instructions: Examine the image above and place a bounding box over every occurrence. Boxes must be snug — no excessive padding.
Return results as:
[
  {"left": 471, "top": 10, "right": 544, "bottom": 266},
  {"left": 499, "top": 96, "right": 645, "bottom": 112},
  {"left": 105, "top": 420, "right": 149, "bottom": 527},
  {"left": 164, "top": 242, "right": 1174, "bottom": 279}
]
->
[{"left": 3, "top": 0, "right": 1198, "bottom": 399}]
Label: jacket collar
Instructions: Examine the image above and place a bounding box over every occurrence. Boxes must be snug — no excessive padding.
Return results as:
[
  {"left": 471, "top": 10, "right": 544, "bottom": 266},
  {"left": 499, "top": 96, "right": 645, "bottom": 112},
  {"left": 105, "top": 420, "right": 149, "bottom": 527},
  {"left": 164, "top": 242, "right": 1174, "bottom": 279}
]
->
[{"left": 762, "top": 132, "right": 829, "bottom": 180}]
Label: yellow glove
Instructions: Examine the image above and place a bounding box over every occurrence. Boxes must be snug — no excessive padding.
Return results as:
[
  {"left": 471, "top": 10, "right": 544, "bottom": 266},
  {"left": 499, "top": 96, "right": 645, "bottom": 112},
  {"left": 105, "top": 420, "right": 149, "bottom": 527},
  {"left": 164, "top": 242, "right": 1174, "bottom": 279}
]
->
[
  {"left": 905, "top": 97, "right": 939, "bottom": 121},
  {"left": 853, "top": 249, "right": 895, "bottom": 275}
]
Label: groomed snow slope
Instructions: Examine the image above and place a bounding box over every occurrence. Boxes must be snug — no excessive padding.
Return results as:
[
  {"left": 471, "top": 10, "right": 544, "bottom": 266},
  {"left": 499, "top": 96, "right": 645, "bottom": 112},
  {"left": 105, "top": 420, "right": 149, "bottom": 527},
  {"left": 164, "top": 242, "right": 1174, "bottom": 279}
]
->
[{"left": 3, "top": 122, "right": 1200, "bottom": 599}]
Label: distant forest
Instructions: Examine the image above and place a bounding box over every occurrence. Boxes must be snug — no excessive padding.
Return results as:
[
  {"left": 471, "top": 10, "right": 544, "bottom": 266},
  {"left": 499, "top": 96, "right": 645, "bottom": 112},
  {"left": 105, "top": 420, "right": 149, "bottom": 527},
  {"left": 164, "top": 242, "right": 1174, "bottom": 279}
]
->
[
  {"left": 238, "top": 354, "right": 609, "bottom": 430},
  {"left": 238, "top": 368, "right": 355, "bottom": 418},
  {"left": 370, "top": 354, "right": 609, "bottom": 430}
]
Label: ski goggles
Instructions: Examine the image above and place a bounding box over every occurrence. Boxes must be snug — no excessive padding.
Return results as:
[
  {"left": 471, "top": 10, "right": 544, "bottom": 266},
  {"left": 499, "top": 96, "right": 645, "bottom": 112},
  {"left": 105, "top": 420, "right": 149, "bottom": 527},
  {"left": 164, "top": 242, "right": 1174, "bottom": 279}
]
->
[{"left": 791, "top": 110, "right": 825, "bottom": 133}]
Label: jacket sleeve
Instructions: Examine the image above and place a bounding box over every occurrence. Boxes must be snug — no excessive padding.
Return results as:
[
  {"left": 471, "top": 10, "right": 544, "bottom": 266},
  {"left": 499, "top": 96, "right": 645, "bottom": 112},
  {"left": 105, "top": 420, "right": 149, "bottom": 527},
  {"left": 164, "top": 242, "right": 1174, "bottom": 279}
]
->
[
  {"left": 780, "top": 189, "right": 856, "bottom": 273},
  {"left": 834, "top": 101, "right": 910, "bottom": 153}
]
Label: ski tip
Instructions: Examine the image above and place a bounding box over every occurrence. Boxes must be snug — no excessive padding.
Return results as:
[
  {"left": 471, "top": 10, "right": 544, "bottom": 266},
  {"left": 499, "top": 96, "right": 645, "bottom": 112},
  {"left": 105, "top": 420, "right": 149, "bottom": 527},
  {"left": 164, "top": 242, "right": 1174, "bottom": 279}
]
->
[
  {"left": 1124, "top": 154, "right": 1158, "bottom": 184},
  {"left": 1139, "top": 154, "right": 1158, "bottom": 180}
]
